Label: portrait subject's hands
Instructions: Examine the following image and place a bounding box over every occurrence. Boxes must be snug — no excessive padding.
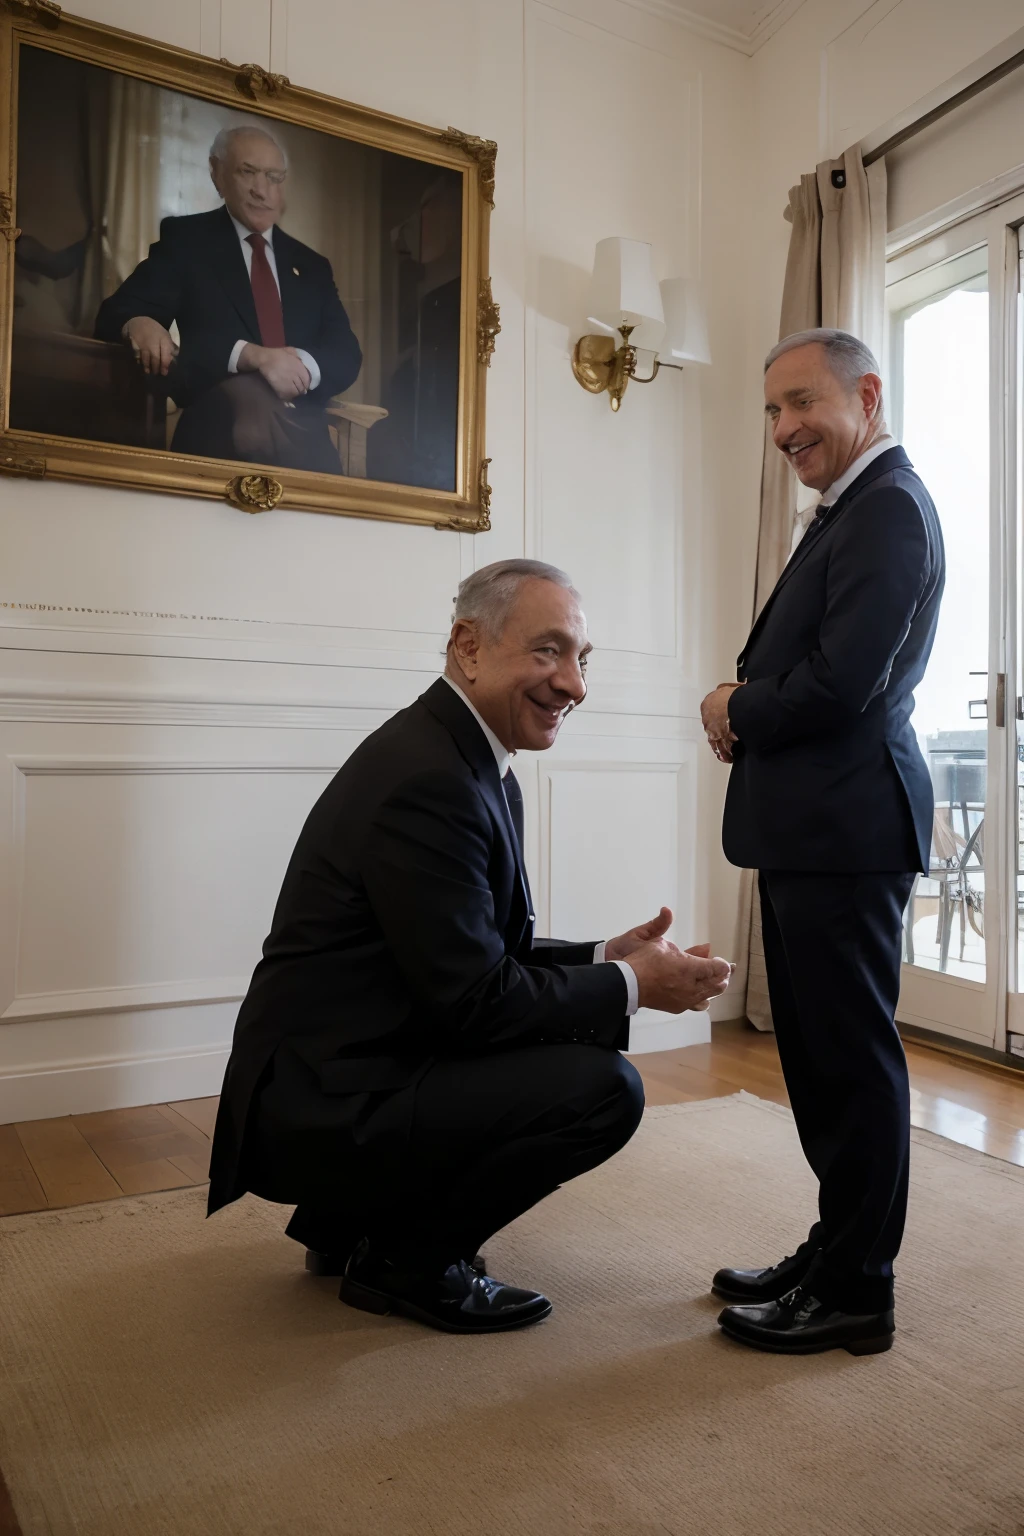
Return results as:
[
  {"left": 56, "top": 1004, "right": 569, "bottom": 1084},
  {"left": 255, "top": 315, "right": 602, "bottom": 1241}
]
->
[
  {"left": 124, "top": 316, "right": 178, "bottom": 376},
  {"left": 700, "top": 682, "right": 741, "bottom": 764},
  {"left": 605, "top": 905, "right": 678, "bottom": 963},
  {"left": 628, "top": 938, "right": 733, "bottom": 1014},
  {"left": 238, "top": 343, "right": 311, "bottom": 401}
]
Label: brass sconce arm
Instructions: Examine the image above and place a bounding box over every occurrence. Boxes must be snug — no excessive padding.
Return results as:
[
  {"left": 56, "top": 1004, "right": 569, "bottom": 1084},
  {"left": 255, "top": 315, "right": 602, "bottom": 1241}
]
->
[
  {"left": 571, "top": 323, "right": 687, "bottom": 408},
  {"left": 629, "top": 357, "right": 659, "bottom": 385},
  {"left": 630, "top": 357, "right": 687, "bottom": 384}
]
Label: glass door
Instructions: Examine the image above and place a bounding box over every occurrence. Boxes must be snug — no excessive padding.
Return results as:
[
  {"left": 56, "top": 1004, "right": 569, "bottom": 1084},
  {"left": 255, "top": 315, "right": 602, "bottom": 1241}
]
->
[{"left": 886, "top": 198, "right": 1023, "bottom": 1049}]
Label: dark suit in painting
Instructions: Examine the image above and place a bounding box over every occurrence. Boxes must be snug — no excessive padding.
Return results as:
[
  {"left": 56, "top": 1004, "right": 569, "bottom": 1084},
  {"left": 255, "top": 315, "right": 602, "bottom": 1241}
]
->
[
  {"left": 95, "top": 205, "right": 362, "bottom": 473},
  {"left": 724, "top": 445, "right": 945, "bottom": 1312},
  {"left": 207, "top": 678, "right": 643, "bottom": 1263}
]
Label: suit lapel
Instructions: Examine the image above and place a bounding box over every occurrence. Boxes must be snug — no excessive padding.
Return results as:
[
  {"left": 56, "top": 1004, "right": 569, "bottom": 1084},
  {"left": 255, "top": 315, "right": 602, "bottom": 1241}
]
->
[
  {"left": 209, "top": 206, "right": 261, "bottom": 339},
  {"left": 738, "top": 445, "right": 913, "bottom": 671},
  {"left": 419, "top": 679, "right": 532, "bottom": 933}
]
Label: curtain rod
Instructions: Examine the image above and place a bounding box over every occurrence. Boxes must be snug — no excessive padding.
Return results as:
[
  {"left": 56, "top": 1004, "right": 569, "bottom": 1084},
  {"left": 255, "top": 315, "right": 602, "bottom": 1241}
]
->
[{"left": 864, "top": 44, "right": 1024, "bottom": 166}]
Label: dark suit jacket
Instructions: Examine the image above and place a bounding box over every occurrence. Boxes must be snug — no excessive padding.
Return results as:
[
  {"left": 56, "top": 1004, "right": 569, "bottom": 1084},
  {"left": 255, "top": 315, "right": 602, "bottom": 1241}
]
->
[
  {"left": 724, "top": 445, "right": 945, "bottom": 873},
  {"left": 94, "top": 205, "right": 362, "bottom": 411},
  {"left": 207, "top": 678, "right": 629, "bottom": 1216}
]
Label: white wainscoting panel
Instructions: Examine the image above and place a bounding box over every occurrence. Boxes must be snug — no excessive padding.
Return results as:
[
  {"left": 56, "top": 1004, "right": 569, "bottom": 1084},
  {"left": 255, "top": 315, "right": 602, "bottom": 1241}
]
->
[
  {"left": 0, "top": 724, "right": 363, "bottom": 1121},
  {"left": 8, "top": 760, "right": 337, "bottom": 1017},
  {"left": 538, "top": 754, "right": 710, "bottom": 1053}
]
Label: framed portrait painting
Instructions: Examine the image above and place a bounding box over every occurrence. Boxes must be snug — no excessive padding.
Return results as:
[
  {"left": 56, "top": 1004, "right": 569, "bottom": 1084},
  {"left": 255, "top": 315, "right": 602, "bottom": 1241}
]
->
[{"left": 0, "top": 1, "right": 499, "bottom": 529}]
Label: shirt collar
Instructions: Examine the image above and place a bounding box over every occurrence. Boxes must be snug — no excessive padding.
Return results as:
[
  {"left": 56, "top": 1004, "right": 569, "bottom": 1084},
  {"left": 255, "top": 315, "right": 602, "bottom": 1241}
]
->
[
  {"left": 819, "top": 434, "right": 894, "bottom": 508},
  {"left": 229, "top": 213, "right": 274, "bottom": 249},
  {"left": 442, "top": 675, "right": 511, "bottom": 778}
]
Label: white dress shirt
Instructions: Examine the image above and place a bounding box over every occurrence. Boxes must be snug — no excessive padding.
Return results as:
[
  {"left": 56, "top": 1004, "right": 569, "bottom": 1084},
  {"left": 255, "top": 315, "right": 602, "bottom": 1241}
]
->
[
  {"left": 225, "top": 215, "right": 320, "bottom": 390},
  {"left": 442, "top": 676, "right": 639, "bottom": 1014},
  {"left": 818, "top": 434, "right": 895, "bottom": 508}
]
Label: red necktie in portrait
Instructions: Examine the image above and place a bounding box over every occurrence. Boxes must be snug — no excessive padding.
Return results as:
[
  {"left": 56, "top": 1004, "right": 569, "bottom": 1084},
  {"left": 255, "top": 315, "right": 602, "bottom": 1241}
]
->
[{"left": 246, "top": 232, "right": 286, "bottom": 349}]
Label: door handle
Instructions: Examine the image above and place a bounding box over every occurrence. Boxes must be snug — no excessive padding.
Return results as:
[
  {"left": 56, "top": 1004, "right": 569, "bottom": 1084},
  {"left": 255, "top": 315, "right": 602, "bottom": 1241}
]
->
[{"left": 969, "top": 671, "right": 1006, "bottom": 727}]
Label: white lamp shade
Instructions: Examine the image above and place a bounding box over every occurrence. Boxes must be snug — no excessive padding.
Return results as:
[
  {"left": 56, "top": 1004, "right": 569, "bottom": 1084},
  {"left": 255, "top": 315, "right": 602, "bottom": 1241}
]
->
[
  {"left": 587, "top": 237, "right": 666, "bottom": 351},
  {"left": 659, "top": 277, "right": 711, "bottom": 366}
]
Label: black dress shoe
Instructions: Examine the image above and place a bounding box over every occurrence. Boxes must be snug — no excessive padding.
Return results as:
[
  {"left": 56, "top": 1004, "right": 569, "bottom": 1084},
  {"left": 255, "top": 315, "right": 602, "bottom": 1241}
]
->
[
  {"left": 340, "top": 1239, "right": 552, "bottom": 1334},
  {"left": 305, "top": 1246, "right": 488, "bottom": 1278},
  {"left": 718, "top": 1286, "right": 895, "bottom": 1356},
  {"left": 711, "top": 1243, "right": 819, "bottom": 1304}
]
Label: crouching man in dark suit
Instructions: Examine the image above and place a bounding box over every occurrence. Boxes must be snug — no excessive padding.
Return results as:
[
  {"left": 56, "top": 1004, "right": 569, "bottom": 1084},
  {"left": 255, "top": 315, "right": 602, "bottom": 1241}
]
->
[
  {"left": 209, "top": 559, "right": 733, "bottom": 1334},
  {"left": 95, "top": 124, "right": 361, "bottom": 473},
  {"left": 701, "top": 329, "right": 944, "bottom": 1356}
]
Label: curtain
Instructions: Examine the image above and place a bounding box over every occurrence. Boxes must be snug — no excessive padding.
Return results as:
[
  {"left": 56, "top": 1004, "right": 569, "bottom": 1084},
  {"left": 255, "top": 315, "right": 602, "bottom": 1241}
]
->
[
  {"left": 70, "top": 72, "right": 163, "bottom": 332},
  {"left": 323, "top": 140, "right": 383, "bottom": 406},
  {"left": 102, "top": 75, "right": 164, "bottom": 289},
  {"left": 742, "top": 146, "right": 887, "bottom": 1031},
  {"left": 70, "top": 66, "right": 112, "bottom": 333}
]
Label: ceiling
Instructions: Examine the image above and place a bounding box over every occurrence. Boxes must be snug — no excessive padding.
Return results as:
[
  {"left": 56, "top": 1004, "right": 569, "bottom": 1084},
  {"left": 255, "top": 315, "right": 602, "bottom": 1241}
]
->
[{"left": 623, "top": 0, "right": 808, "bottom": 54}]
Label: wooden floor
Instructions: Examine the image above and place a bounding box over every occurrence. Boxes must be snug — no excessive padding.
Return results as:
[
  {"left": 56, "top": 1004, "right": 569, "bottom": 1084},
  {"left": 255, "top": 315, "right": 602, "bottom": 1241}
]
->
[{"left": 2, "top": 1024, "right": 1023, "bottom": 1217}]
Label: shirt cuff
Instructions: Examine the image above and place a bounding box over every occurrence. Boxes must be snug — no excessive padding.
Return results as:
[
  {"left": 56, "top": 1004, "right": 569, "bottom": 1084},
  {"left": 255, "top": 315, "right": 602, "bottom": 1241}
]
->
[
  {"left": 292, "top": 348, "right": 321, "bottom": 390},
  {"left": 593, "top": 943, "right": 638, "bottom": 1014},
  {"left": 228, "top": 339, "right": 248, "bottom": 375},
  {"left": 611, "top": 959, "right": 639, "bottom": 1014}
]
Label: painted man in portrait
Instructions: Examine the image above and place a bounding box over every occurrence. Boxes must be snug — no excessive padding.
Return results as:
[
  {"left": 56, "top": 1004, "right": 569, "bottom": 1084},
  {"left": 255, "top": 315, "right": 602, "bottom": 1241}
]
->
[{"left": 95, "top": 124, "right": 362, "bottom": 474}]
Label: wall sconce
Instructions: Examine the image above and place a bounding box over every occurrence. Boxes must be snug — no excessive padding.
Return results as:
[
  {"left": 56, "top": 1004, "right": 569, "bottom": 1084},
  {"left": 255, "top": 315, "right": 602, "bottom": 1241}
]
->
[{"left": 571, "top": 237, "right": 711, "bottom": 411}]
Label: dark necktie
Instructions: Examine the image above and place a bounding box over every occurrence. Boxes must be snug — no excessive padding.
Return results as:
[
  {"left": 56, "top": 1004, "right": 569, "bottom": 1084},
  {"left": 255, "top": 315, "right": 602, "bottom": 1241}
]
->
[
  {"left": 502, "top": 767, "right": 525, "bottom": 857},
  {"left": 802, "top": 502, "right": 833, "bottom": 543},
  {"left": 246, "top": 232, "right": 286, "bottom": 349}
]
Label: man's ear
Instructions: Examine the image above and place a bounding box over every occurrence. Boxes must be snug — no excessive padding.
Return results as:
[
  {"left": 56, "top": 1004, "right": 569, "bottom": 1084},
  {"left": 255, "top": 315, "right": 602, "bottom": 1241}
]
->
[
  {"left": 859, "top": 372, "right": 883, "bottom": 421},
  {"left": 449, "top": 619, "right": 482, "bottom": 676}
]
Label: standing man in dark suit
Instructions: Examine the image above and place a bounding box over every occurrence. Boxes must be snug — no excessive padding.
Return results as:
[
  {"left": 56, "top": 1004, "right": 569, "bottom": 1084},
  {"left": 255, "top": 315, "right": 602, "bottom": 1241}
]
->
[
  {"left": 95, "top": 124, "right": 361, "bottom": 473},
  {"left": 701, "top": 329, "right": 944, "bottom": 1356},
  {"left": 209, "top": 559, "right": 732, "bottom": 1335}
]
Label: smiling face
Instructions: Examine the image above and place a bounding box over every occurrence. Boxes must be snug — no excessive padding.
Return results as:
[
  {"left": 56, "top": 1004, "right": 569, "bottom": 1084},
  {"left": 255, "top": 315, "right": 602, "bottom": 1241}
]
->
[
  {"left": 764, "top": 342, "right": 884, "bottom": 492},
  {"left": 447, "top": 578, "right": 591, "bottom": 753},
  {"left": 210, "top": 129, "right": 288, "bottom": 235}
]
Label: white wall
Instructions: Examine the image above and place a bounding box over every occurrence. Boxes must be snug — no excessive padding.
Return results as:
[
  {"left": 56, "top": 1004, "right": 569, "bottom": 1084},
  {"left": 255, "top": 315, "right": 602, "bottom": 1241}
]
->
[{"left": 0, "top": 0, "right": 754, "bottom": 1120}]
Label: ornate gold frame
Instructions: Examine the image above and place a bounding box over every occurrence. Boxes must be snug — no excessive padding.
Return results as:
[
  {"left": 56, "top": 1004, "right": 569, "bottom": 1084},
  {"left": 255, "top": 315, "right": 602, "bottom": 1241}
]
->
[{"left": 0, "top": 1, "right": 498, "bottom": 530}]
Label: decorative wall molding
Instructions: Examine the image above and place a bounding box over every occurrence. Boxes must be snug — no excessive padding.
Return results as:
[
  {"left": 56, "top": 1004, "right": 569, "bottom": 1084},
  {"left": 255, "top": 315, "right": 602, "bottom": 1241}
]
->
[
  {"left": 10, "top": 756, "right": 346, "bottom": 776},
  {"left": 0, "top": 606, "right": 703, "bottom": 710},
  {"left": 2, "top": 975, "right": 248, "bottom": 1021},
  {"left": 594, "top": 0, "right": 807, "bottom": 56},
  {"left": 0, "top": 601, "right": 449, "bottom": 669},
  {"left": 0, "top": 689, "right": 390, "bottom": 732},
  {"left": 0, "top": 682, "right": 704, "bottom": 731},
  {"left": 0, "top": 1041, "right": 233, "bottom": 1124}
]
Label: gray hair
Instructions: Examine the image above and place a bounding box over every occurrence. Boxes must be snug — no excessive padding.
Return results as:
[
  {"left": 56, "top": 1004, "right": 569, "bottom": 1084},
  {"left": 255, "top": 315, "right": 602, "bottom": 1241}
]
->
[
  {"left": 453, "top": 559, "right": 578, "bottom": 639},
  {"left": 209, "top": 123, "right": 289, "bottom": 170},
  {"left": 765, "top": 327, "right": 880, "bottom": 385},
  {"left": 765, "top": 327, "right": 884, "bottom": 420}
]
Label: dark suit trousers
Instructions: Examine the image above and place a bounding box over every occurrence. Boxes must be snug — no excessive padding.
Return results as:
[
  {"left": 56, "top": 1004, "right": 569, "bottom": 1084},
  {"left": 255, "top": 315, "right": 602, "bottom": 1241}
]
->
[
  {"left": 758, "top": 869, "right": 916, "bottom": 1312},
  {"left": 278, "top": 1043, "right": 644, "bottom": 1266},
  {"left": 171, "top": 374, "right": 341, "bottom": 475}
]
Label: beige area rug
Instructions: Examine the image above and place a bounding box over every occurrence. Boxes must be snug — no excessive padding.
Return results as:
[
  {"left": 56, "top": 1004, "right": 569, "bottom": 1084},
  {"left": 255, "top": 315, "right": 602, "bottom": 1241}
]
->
[{"left": 2, "top": 1093, "right": 1023, "bottom": 1536}]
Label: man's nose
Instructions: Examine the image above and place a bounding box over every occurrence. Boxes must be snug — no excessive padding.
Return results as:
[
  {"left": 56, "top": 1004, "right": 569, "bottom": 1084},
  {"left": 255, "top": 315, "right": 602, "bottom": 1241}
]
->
[
  {"left": 774, "top": 410, "right": 795, "bottom": 449},
  {"left": 552, "top": 657, "right": 587, "bottom": 704}
]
